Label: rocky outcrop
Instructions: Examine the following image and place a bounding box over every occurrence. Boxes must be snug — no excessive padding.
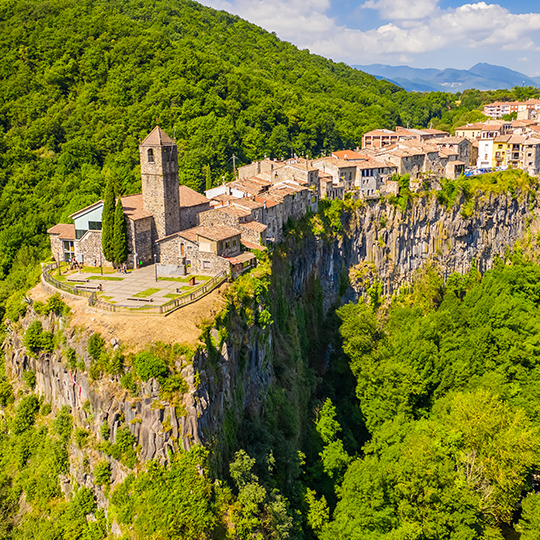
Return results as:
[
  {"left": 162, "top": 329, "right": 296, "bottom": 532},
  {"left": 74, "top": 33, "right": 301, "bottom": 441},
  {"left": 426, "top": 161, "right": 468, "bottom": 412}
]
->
[{"left": 286, "top": 190, "right": 540, "bottom": 310}]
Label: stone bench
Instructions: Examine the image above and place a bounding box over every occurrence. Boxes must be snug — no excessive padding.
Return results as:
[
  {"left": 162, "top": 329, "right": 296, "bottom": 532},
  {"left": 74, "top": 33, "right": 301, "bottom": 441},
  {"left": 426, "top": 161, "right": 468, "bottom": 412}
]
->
[
  {"left": 127, "top": 297, "right": 154, "bottom": 303},
  {"left": 75, "top": 284, "right": 100, "bottom": 290},
  {"left": 67, "top": 278, "right": 89, "bottom": 283}
]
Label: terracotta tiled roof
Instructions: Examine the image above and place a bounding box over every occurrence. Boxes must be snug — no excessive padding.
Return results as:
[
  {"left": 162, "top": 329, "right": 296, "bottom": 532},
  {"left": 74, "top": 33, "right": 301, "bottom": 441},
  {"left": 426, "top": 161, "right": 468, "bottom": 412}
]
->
[
  {"left": 140, "top": 126, "right": 175, "bottom": 146},
  {"left": 209, "top": 206, "right": 251, "bottom": 218},
  {"left": 224, "top": 251, "right": 258, "bottom": 264},
  {"left": 363, "top": 129, "right": 397, "bottom": 136},
  {"left": 47, "top": 223, "right": 76, "bottom": 239},
  {"left": 240, "top": 221, "right": 267, "bottom": 232},
  {"left": 197, "top": 225, "right": 241, "bottom": 242},
  {"left": 332, "top": 150, "right": 365, "bottom": 161},
  {"left": 176, "top": 227, "right": 201, "bottom": 243},
  {"left": 253, "top": 195, "right": 279, "bottom": 208},
  {"left": 240, "top": 240, "right": 266, "bottom": 251},
  {"left": 232, "top": 198, "right": 264, "bottom": 210},
  {"left": 179, "top": 185, "right": 210, "bottom": 207},
  {"left": 435, "top": 137, "right": 468, "bottom": 145},
  {"left": 120, "top": 194, "right": 152, "bottom": 221}
]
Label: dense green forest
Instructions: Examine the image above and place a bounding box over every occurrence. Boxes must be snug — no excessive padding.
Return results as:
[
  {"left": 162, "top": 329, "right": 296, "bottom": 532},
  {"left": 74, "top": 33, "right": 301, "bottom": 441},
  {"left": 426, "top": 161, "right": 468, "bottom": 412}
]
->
[{"left": 0, "top": 0, "right": 538, "bottom": 318}]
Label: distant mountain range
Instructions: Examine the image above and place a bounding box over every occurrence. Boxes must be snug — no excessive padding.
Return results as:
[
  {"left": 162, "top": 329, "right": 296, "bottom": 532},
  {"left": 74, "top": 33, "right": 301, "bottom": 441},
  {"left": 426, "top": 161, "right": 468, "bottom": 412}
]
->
[{"left": 352, "top": 62, "right": 540, "bottom": 93}]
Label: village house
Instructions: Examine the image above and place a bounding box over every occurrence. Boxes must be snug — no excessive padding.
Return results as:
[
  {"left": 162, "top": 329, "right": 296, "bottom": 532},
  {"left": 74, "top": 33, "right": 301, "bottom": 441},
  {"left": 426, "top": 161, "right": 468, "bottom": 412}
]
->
[{"left": 483, "top": 99, "right": 540, "bottom": 119}]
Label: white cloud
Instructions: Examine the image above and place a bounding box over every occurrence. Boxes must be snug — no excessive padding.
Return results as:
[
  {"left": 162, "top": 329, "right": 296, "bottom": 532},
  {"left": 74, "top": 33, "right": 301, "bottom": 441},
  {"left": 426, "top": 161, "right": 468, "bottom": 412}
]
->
[{"left": 199, "top": 0, "right": 540, "bottom": 67}]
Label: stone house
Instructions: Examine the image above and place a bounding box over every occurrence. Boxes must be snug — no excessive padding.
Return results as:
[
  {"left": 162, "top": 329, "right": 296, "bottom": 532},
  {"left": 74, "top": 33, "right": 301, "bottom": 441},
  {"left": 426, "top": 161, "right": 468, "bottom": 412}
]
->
[
  {"left": 311, "top": 157, "right": 357, "bottom": 190},
  {"left": 435, "top": 137, "right": 472, "bottom": 166}
]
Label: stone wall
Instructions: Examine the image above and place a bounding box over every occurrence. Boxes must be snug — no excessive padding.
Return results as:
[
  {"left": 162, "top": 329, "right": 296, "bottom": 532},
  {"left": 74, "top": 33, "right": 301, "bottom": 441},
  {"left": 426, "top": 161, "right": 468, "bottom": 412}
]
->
[
  {"left": 75, "top": 230, "right": 113, "bottom": 267},
  {"left": 128, "top": 217, "right": 152, "bottom": 267},
  {"left": 180, "top": 202, "right": 211, "bottom": 230}
]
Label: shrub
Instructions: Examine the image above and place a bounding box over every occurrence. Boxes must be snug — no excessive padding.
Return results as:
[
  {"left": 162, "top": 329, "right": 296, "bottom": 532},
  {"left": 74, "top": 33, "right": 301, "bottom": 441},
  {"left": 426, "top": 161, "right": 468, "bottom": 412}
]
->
[
  {"left": 94, "top": 461, "right": 112, "bottom": 486},
  {"left": 0, "top": 378, "right": 14, "bottom": 407},
  {"left": 24, "top": 321, "right": 44, "bottom": 353},
  {"left": 133, "top": 352, "right": 168, "bottom": 381},
  {"left": 74, "top": 428, "right": 89, "bottom": 448},
  {"left": 23, "top": 369, "right": 36, "bottom": 389},
  {"left": 120, "top": 372, "right": 138, "bottom": 396},
  {"left": 54, "top": 406, "right": 73, "bottom": 445},
  {"left": 13, "top": 395, "right": 40, "bottom": 434},
  {"left": 65, "top": 347, "right": 78, "bottom": 370},
  {"left": 40, "top": 402, "right": 52, "bottom": 416},
  {"left": 88, "top": 333, "right": 105, "bottom": 361},
  {"left": 4, "top": 291, "right": 28, "bottom": 322},
  {"left": 100, "top": 421, "right": 110, "bottom": 441}
]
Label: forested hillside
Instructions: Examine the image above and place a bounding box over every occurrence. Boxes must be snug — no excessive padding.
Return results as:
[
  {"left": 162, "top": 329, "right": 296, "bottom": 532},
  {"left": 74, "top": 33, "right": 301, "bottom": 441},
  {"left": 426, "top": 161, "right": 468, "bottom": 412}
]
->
[{"left": 0, "top": 0, "right": 523, "bottom": 317}]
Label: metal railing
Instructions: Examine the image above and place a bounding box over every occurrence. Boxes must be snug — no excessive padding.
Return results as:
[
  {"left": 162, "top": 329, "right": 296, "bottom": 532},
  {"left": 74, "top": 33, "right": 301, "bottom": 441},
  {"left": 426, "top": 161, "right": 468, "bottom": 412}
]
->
[{"left": 42, "top": 263, "right": 229, "bottom": 316}]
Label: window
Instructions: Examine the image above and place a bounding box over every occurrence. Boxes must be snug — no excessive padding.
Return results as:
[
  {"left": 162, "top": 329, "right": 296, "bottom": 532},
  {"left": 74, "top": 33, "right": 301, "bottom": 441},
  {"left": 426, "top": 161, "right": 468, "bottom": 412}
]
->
[
  {"left": 89, "top": 221, "right": 102, "bottom": 230},
  {"left": 180, "top": 243, "right": 185, "bottom": 256},
  {"left": 202, "top": 261, "right": 211, "bottom": 270},
  {"left": 233, "top": 239, "right": 237, "bottom": 245},
  {"left": 225, "top": 241, "right": 230, "bottom": 249},
  {"left": 75, "top": 229, "right": 86, "bottom": 240},
  {"left": 186, "top": 260, "right": 192, "bottom": 267},
  {"left": 148, "top": 149, "right": 154, "bottom": 163}
]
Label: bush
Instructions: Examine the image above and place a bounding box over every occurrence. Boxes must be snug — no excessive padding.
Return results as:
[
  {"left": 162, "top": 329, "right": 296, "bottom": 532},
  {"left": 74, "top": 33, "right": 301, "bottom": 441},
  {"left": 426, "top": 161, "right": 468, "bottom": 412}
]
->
[
  {"left": 40, "top": 402, "right": 52, "bottom": 416},
  {"left": 0, "top": 378, "right": 14, "bottom": 406},
  {"left": 74, "top": 428, "right": 89, "bottom": 448},
  {"left": 23, "top": 369, "right": 36, "bottom": 389},
  {"left": 88, "top": 333, "right": 105, "bottom": 361},
  {"left": 4, "top": 291, "right": 28, "bottom": 322},
  {"left": 120, "top": 372, "right": 138, "bottom": 396},
  {"left": 54, "top": 406, "right": 73, "bottom": 445},
  {"left": 23, "top": 321, "right": 54, "bottom": 355},
  {"left": 13, "top": 395, "right": 40, "bottom": 434},
  {"left": 133, "top": 352, "right": 168, "bottom": 382},
  {"left": 65, "top": 347, "right": 78, "bottom": 370},
  {"left": 94, "top": 461, "right": 111, "bottom": 486},
  {"left": 100, "top": 421, "right": 110, "bottom": 441}
]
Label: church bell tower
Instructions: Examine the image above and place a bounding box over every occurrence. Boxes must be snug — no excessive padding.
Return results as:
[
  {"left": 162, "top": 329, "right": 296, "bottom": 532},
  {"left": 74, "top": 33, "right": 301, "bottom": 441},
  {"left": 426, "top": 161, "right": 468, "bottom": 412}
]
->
[{"left": 140, "top": 126, "right": 181, "bottom": 239}]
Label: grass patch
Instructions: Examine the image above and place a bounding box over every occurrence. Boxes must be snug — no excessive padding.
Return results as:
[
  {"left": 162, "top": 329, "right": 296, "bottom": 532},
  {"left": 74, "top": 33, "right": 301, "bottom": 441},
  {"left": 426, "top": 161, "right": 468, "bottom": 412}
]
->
[
  {"left": 133, "top": 288, "right": 161, "bottom": 298},
  {"left": 80, "top": 266, "right": 116, "bottom": 274},
  {"left": 163, "top": 293, "right": 183, "bottom": 299},
  {"left": 157, "top": 275, "right": 211, "bottom": 283},
  {"left": 88, "top": 276, "right": 124, "bottom": 281}
]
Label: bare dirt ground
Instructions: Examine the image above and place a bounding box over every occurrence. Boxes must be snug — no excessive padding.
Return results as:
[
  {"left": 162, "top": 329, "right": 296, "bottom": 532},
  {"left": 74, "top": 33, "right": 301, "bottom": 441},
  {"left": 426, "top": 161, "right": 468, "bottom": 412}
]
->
[{"left": 29, "top": 281, "right": 228, "bottom": 351}]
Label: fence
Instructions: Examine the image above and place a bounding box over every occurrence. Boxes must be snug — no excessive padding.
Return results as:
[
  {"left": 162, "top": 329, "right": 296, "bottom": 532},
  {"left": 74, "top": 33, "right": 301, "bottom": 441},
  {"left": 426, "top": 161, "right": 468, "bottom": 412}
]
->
[{"left": 42, "top": 264, "right": 229, "bottom": 316}]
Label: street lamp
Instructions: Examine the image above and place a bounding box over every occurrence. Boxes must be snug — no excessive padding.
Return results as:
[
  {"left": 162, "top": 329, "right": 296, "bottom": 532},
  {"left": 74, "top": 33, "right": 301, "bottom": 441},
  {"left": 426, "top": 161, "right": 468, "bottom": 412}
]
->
[
  {"left": 99, "top": 251, "right": 103, "bottom": 276},
  {"left": 154, "top": 254, "right": 157, "bottom": 282}
]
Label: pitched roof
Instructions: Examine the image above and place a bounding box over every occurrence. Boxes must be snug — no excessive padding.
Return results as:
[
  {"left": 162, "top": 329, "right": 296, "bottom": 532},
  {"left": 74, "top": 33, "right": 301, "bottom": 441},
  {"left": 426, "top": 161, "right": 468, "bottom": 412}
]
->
[
  {"left": 120, "top": 194, "right": 152, "bottom": 221},
  {"left": 240, "top": 221, "right": 267, "bottom": 232},
  {"left": 332, "top": 150, "right": 365, "bottom": 161},
  {"left": 47, "top": 223, "right": 76, "bottom": 239},
  {"left": 197, "top": 225, "right": 241, "bottom": 242},
  {"left": 140, "top": 126, "right": 175, "bottom": 146},
  {"left": 179, "top": 185, "right": 210, "bottom": 208},
  {"left": 69, "top": 200, "right": 103, "bottom": 220}
]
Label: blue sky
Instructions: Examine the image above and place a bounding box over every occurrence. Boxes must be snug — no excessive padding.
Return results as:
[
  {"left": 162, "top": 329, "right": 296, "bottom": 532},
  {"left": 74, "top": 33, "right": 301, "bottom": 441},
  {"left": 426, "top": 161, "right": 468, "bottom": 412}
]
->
[{"left": 199, "top": 0, "right": 540, "bottom": 75}]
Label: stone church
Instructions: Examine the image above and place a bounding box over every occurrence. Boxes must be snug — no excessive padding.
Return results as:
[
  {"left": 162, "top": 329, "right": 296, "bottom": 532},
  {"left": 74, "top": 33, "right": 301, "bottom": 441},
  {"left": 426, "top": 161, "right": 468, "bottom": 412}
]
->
[{"left": 47, "top": 127, "right": 255, "bottom": 274}]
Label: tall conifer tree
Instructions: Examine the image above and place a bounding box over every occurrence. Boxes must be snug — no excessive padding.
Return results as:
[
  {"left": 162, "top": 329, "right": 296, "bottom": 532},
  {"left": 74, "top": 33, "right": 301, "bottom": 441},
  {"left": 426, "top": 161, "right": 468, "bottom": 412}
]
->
[
  {"left": 101, "top": 178, "right": 116, "bottom": 262},
  {"left": 113, "top": 198, "right": 128, "bottom": 264}
]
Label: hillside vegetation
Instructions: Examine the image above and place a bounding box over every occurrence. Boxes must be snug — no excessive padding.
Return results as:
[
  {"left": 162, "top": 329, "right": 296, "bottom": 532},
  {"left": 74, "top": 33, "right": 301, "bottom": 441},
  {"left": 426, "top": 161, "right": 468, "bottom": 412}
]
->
[{"left": 0, "top": 0, "right": 529, "bottom": 318}]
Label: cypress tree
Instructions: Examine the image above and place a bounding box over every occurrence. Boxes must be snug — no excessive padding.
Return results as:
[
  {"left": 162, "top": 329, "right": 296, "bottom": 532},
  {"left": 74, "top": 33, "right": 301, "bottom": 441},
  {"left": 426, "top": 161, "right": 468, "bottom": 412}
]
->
[
  {"left": 113, "top": 198, "right": 128, "bottom": 264},
  {"left": 101, "top": 178, "right": 116, "bottom": 262},
  {"left": 204, "top": 164, "right": 212, "bottom": 192}
]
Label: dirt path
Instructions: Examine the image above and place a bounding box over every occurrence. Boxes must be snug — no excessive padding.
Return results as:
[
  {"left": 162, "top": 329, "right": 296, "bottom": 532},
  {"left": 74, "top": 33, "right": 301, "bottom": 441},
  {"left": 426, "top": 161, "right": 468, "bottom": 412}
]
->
[{"left": 30, "top": 281, "right": 228, "bottom": 351}]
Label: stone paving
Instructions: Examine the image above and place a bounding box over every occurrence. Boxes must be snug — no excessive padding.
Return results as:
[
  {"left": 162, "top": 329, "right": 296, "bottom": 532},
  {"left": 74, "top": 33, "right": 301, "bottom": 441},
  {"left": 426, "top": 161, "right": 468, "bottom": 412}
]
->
[{"left": 55, "top": 265, "right": 214, "bottom": 307}]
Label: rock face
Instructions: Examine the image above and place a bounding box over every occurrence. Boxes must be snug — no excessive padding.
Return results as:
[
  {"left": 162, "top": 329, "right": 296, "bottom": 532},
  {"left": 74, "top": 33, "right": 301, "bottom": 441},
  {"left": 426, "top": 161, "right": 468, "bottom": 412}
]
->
[
  {"left": 286, "top": 190, "right": 540, "bottom": 310},
  {"left": 3, "top": 190, "right": 539, "bottom": 490}
]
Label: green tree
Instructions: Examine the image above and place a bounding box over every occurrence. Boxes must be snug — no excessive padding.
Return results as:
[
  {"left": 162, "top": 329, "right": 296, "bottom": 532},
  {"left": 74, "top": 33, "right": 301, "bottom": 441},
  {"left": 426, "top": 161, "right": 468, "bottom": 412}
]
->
[
  {"left": 204, "top": 164, "right": 212, "bottom": 192},
  {"left": 101, "top": 177, "right": 116, "bottom": 262},
  {"left": 113, "top": 198, "right": 128, "bottom": 264}
]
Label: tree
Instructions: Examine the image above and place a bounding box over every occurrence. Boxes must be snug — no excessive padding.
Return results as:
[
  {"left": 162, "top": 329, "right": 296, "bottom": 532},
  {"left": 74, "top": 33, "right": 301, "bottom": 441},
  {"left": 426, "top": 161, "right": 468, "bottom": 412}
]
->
[
  {"left": 101, "top": 177, "right": 116, "bottom": 262},
  {"left": 113, "top": 197, "right": 128, "bottom": 264},
  {"left": 204, "top": 164, "right": 212, "bottom": 192}
]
